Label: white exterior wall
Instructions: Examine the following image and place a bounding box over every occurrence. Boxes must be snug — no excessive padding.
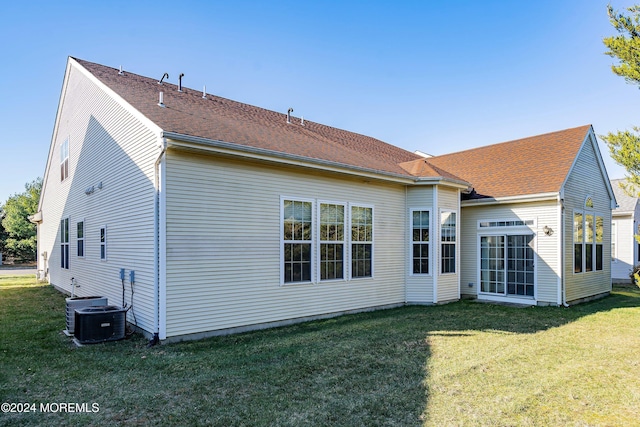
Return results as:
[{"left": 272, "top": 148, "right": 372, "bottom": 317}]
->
[
  {"left": 38, "top": 62, "right": 159, "bottom": 334},
  {"left": 406, "top": 186, "right": 435, "bottom": 303},
  {"left": 164, "top": 150, "right": 407, "bottom": 338},
  {"left": 436, "top": 186, "right": 460, "bottom": 303},
  {"left": 459, "top": 200, "right": 559, "bottom": 304},
  {"left": 563, "top": 134, "right": 613, "bottom": 302},
  {"left": 611, "top": 214, "right": 636, "bottom": 282}
]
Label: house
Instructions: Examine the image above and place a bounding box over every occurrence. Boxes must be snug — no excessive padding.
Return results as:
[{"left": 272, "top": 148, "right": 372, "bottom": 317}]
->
[
  {"left": 33, "top": 57, "right": 616, "bottom": 342},
  {"left": 611, "top": 179, "right": 640, "bottom": 283}
]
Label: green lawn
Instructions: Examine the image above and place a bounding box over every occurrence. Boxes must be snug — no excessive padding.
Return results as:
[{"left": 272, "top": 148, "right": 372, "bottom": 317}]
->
[{"left": 1, "top": 276, "right": 639, "bottom": 426}]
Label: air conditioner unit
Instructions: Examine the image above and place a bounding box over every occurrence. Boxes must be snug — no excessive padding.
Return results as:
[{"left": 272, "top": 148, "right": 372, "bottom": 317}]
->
[
  {"left": 74, "top": 306, "right": 126, "bottom": 344},
  {"left": 65, "top": 296, "right": 108, "bottom": 335}
]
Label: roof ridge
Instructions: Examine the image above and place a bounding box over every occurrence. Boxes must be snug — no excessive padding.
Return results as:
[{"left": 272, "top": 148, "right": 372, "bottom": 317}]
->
[
  {"left": 430, "top": 125, "right": 592, "bottom": 159},
  {"left": 73, "top": 58, "right": 422, "bottom": 173}
]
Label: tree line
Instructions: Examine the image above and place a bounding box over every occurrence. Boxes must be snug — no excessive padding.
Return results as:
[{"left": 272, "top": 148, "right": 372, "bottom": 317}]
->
[
  {"left": 0, "top": 178, "right": 41, "bottom": 264},
  {"left": 1, "top": 6, "right": 639, "bottom": 266}
]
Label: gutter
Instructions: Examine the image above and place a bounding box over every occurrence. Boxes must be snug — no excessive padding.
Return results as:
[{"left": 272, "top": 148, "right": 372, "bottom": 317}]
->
[
  {"left": 28, "top": 211, "right": 43, "bottom": 223},
  {"left": 461, "top": 192, "right": 560, "bottom": 207},
  {"left": 161, "top": 132, "right": 470, "bottom": 189},
  {"left": 559, "top": 189, "right": 569, "bottom": 307}
]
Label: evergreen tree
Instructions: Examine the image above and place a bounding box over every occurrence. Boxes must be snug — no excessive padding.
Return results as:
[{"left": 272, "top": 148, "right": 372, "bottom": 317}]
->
[{"left": 602, "top": 5, "right": 640, "bottom": 194}]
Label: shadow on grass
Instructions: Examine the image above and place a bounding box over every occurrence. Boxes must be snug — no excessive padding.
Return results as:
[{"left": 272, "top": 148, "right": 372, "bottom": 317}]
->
[{"left": 1, "top": 284, "right": 638, "bottom": 426}]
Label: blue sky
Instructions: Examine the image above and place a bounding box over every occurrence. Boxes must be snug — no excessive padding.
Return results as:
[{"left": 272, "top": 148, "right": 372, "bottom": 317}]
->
[{"left": 1, "top": 0, "right": 638, "bottom": 203}]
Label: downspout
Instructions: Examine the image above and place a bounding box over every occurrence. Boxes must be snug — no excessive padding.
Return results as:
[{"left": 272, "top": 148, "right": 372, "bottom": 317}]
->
[
  {"left": 556, "top": 193, "right": 562, "bottom": 306},
  {"left": 433, "top": 186, "right": 438, "bottom": 304},
  {"left": 560, "top": 193, "right": 569, "bottom": 307},
  {"left": 152, "top": 136, "right": 167, "bottom": 345},
  {"left": 404, "top": 186, "right": 408, "bottom": 304}
]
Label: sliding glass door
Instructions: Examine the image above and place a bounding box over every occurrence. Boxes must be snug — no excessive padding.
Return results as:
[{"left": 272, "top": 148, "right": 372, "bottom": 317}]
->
[{"left": 481, "top": 234, "right": 534, "bottom": 297}]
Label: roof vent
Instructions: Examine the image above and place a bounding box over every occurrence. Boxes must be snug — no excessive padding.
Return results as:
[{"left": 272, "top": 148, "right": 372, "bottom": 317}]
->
[
  {"left": 118, "top": 65, "right": 124, "bottom": 76},
  {"left": 178, "top": 73, "right": 184, "bottom": 92},
  {"left": 202, "top": 85, "right": 207, "bottom": 99},
  {"left": 301, "top": 116, "right": 305, "bottom": 126},
  {"left": 158, "top": 91, "right": 165, "bottom": 108},
  {"left": 287, "top": 108, "right": 293, "bottom": 124},
  {"left": 158, "top": 73, "right": 169, "bottom": 85}
]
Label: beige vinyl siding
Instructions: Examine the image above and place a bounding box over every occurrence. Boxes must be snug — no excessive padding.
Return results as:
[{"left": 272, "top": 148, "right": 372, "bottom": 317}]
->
[
  {"left": 612, "top": 215, "right": 635, "bottom": 281},
  {"left": 563, "top": 134, "right": 613, "bottom": 302},
  {"left": 436, "top": 186, "right": 460, "bottom": 303},
  {"left": 406, "top": 186, "right": 434, "bottom": 303},
  {"left": 164, "top": 150, "right": 406, "bottom": 337},
  {"left": 459, "top": 201, "right": 559, "bottom": 304},
  {"left": 38, "top": 63, "right": 159, "bottom": 334}
]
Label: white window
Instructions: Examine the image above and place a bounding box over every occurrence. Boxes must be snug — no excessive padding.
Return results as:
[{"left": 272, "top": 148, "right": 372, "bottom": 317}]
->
[
  {"left": 440, "top": 211, "right": 456, "bottom": 274},
  {"left": 611, "top": 222, "right": 617, "bottom": 262},
  {"left": 585, "top": 213, "right": 594, "bottom": 272},
  {"left": 351, "top": 205, "right": 373, "bottom": 278},
  {"left": 77, "top": 220, "right": 84, "bottom": 257},
  {"left": 479, "top": 219, "right": 534, "bottom": 228},
  {"left": 60, "top": 217, "right": 69, "bottom": 269},
  {"left": 281, "top": 199, "right": 374, "bottom": 284},
  {"left": 319, "top": 203, "right": 345, "bottom": 281},
  {"left": 411, "top": 209, "right": 430, "bottom": 275},
  {"left": 100, "top": 226, "right": 107, "bottom": 261},
  {"left": 595, "top": 215, "right": 604, "bottom": 271},
  {"left": 283, "top": 200, "right": 313, "bottom": 283},
  {"left": 574, "top": 211, "right": 583, "bottom": 273},
  {"left": 60, "top": 138, "right": 69, "bottom": 182},
  {"left": 574, "top": 209, "right": 604, "bottom": 273}
]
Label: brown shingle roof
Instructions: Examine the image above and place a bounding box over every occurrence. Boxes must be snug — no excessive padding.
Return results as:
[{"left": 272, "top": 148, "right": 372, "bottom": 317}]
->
[
  {"left": 74, "top": 58, "right": 423, "bottom": 177},
  {"left": 426, "top": 125, "right": 593, "bottom": 199},
  {"left": 73, "top": 58, "right": 591, "bottom": 196}
]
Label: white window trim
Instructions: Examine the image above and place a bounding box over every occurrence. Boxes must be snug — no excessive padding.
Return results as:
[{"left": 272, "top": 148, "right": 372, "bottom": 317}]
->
[
  {"left": 349, "top": 203, "right": 374, "bottom": 280},
  {"left": 573, "top": 209, "right": 584, "bottom": 274},
  {"left": 279, "top": 198, "right": 375, "bottom": 285},
  {"left": 611, "top": 221, "right": 617, "bottom": 263},
  {"left": 77, "top": 218, "right": 85, "bottom": 258},
  {"left": 477, "top": 218, "right": 536, "bottom": 230},
  {"left": 439, "top": 209, "right": 457, "bottom": 275},
  {"left": 409, "top": 207, "right": 432, "bottom": 276},
  {"left": 573, "top": 208, "right": 605, "bottom": 274},
  {"left": 476, "top": 232, "right": 537, "bottom": 302},
  {"left": 60, "top": 217, "right": 70, "bottom": 270},
  {"left": 584, "top": 195, "right": 594, "bottom": 209},
  {"left": 60, "top": 138, "right": 69, "bottom": 182},
  {"left": 100, "top": 225, "right": 107, "bottom": 262},
  {"left": 280, "top": 196, "right": 315, "bottom": 286},
  {"left": 317, "top": 200, "right": 347, "bottom": 283}
]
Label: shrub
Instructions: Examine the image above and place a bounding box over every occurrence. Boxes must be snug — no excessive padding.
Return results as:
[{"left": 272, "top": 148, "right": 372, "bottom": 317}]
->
[{"left": 631, "top": 264, "right": 640, "bottom": 288}]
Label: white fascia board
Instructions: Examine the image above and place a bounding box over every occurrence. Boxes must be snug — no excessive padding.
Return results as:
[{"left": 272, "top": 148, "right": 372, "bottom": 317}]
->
[
  {"left": 414, "top": 178, "right": 471, "bottom": 190},
  {"left": 70, "top": 58, "right": 163, "bottom": 138},
  {"left": 163, "top": 132, "right": 472, "bottom": 188},
  {"left": 38, "top": 58, "right": 73, "bottom": 212},
  {"left": 560, "top": 126, "right": 617, "bottom": 210},
  {"left": 163, "top": 132, "right": 410, "bottom": 184},
  {"left": 461, "top": 192, "right": 560, "bottom": 207}
]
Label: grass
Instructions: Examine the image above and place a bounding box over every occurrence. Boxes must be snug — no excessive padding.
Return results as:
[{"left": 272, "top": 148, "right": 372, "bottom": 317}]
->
[{"left": 1, "top": 277, "right": 639, "bottom": 426}]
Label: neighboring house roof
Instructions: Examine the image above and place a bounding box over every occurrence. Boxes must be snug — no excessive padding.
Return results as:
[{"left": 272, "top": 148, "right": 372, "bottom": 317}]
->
[
  {"left": 426, "top": 125, "right": 594, "bottom": 199},
  {"left": 611, "top": 179, "right": 640, "bottom": 214}
]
